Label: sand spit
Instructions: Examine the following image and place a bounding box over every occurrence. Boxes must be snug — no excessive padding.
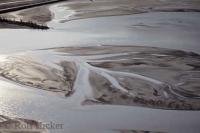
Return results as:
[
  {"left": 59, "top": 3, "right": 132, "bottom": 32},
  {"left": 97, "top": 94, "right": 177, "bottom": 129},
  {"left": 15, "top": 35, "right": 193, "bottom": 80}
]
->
[
  {"left": 0, "top": 55, "right": 77, "bottom": 96},
  {"left": 0, "top": 46, "right": 200, "bottom": 110},
  {"left": 0, "top": 115, "right": 47, "bottom": 133},
  {"left": 0, "top": 5, "right": 52, "bottom": 26},
  {"left": 0, "top": 0, "right": 64, "bottom": 28}
]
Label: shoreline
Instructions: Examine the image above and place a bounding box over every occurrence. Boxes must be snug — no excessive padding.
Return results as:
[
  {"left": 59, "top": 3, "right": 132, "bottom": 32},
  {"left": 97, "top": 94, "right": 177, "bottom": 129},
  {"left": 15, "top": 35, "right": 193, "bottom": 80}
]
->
[
  {"left": 0, "top": 0, "right": 66, "bottom": 28},
  {"left": 0, "top": 45, "right": 200, "bottom": 110},
  {"left": 0, "top": 16, "right": 49, "bottom": 29},
  {"left": 1, "top": 0, "right": 200, "bottom": 28},
  {"left": 0, "top": 1, "right": 199, "bottom": 132},
  {"left": 0, "top": 0, "right": 66, "bottom": 14}
]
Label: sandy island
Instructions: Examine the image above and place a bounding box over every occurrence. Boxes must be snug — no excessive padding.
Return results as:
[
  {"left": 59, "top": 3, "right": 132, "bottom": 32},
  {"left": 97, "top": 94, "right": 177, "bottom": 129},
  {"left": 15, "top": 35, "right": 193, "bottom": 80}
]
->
[
  {"left": 0, "top": 46, "right": 199, "bottom": 110},
  {"left": 0, "top": 0, "right": 200, "bottom": 132}
]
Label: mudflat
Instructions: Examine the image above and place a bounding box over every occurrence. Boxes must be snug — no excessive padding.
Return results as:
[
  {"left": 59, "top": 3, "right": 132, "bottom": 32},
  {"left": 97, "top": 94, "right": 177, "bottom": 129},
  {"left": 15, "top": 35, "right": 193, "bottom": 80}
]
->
[
  {"left": 0, "top": 0, "right": 200, "bottom": 133},
  {"left": 1, "top": 0, "right": 200, "bottom": 26},
  {"left": 0, "top": 46, "right": 200, "bottom": 110},
  {"left": 0, "top": 0, "right": 62, "bottom": 28}
]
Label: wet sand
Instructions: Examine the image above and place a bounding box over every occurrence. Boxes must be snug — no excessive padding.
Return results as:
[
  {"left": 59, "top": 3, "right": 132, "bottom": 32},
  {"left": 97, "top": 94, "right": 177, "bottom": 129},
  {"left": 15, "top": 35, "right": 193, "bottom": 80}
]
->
[
  {"left": 0, "top": 55, "right": 77, "bottom": 96},
  {"left": 0, "top": 0, "right": 63, "bottom": 27},
  {"left": 1, "top": 6, "right": 52, "bottom": 25},
  {"left": 0, "top": 115, "right": 47, "bottom": 133},
  {"left": 1, "top": 0, "right": 200, "bottom": 26},
  {"left": 0, "top": 77, "right": 200, "bottom": 133},
  {"left": 0, "top": 0, "right": 200, "bottom": 132},
  {"left": 56, "top": 0, "right": 200, "bottom": 23},
  {"left": 0, "top": 46, "right": 200, "bottom": 110}
]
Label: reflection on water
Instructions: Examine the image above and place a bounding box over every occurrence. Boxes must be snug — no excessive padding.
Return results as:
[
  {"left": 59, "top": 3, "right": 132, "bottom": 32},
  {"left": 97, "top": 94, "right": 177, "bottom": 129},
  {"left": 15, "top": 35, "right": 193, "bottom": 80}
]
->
[
  {"left": 0, "top": 78, "right": 200, "bottom": 133},
  {"left": 0, "top": 46, "right": 200, "bottom": 110},
  {"left": 48, "top": 4, "right": 200, "bottom": 54},
  {"left": 0, "top": 1, "right": 200, "bottom": 132},
  {"left": 0, "top": 12, "right": 200, "bottom": 54},
  {"left": 0, "top": 46, "right": 200, "bottom": 133}
]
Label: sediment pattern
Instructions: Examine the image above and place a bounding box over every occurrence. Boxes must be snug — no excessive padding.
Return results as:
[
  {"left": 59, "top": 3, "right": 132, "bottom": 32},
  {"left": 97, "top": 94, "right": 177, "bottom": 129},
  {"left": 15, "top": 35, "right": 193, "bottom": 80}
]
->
[
  {"left": 0, "top": 46, "right": 200, "bottom": 110},
  {"left": 0, "top": 115, "right": 47, "bottom": 133},
  {"left": 0, "top": 55, "right": 77, "bottom": 96}
]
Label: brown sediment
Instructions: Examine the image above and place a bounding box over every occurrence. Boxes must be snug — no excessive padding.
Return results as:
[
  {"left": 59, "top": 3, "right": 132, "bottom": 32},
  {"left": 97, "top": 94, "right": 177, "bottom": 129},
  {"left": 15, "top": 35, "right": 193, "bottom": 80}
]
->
[
  {"left": 0, "top": 0, "right": 64, "bottom": 28},
  {"left": 1, "top": 5, "right": 53, "bottom": 26},
  {"left": 0, "top": 115, "right": 47, "bottom": 133},
  {"left": 0, "top": 46, "right": 200, "bottom": 110},
  {"left": 17, "top": 6, "right": 52, "bottom": 25},
  {"left": 88, "top": 71, "right": 199, "bottom": 110},
  {"left": 1, "top": 0, "right": 200, "bottom": 27},
  {"left": 60, "top": 61, "right": 77, "bottom": 97},
  {"left": 57, "top": 0, "right": 200, "bottom": 23},
  {"left": 62, "top": 46, "right": 200, "bottom": 110},
  {"left": 0, "top": 56, "right": 77, "bottom": 97}
]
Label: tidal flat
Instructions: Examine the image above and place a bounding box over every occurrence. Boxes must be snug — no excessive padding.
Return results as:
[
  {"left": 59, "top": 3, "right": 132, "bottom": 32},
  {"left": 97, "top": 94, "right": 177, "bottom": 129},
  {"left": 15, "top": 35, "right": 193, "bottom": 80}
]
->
[
  {"left": 0, "top": 0, "right": 200, "bottom": 133},
  {"left": 0, "top": 46, "right": 200, "bottom": 110}
]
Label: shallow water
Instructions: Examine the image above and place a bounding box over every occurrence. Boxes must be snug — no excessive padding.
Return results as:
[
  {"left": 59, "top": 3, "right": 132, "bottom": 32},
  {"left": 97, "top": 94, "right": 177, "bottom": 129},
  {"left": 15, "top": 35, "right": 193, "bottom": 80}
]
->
[
  {"left": 1, "top": 78, "right": 200, "bottom": 133},
  {"left": 48, "top": 4, "right": 200, "bottom": 53},
  {"left": 0, "top": 1, "right": 200, "bottom": 133},
  {"left": 0, "top": 12, "right": 200, "bottom": 54},
  {"left": 1, "top": 46, "right": 200, "bottom": 109},
  {"left": 0, "top": 46, "right": 200, "bottom": 133}
]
